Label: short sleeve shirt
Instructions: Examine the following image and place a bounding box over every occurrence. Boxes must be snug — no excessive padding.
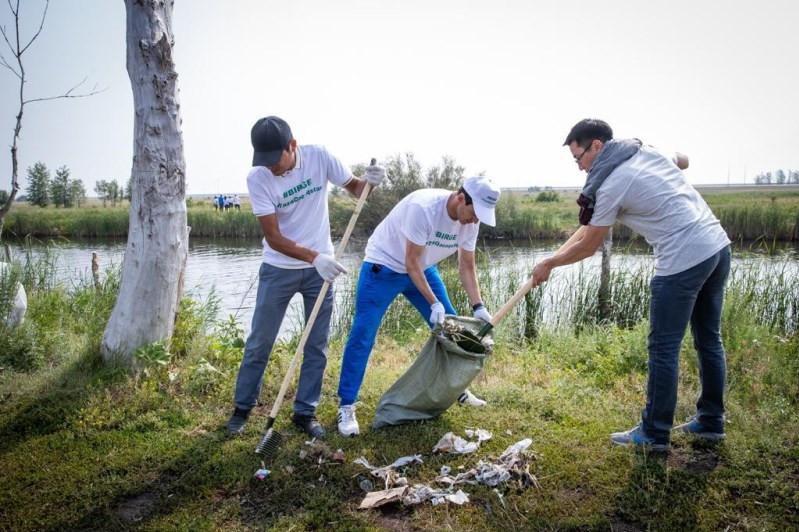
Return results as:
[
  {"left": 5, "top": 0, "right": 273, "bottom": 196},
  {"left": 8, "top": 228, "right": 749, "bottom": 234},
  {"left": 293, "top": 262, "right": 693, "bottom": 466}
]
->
[
  {"left": 364, "top": 188, "right": 480, "bottom": 273},
  {"left": 246, "top": 145, "right": 351, "bottom": 268},
  {"left": 591, "top": 146, "right": 730, "bottom": 276}
]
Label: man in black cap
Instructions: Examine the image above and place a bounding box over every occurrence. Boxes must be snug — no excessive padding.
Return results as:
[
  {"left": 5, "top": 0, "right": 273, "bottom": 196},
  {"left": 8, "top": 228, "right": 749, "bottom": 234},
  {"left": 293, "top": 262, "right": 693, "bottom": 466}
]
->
[{"left": 227, "top": 116, "right": 385, "bottom": 438}]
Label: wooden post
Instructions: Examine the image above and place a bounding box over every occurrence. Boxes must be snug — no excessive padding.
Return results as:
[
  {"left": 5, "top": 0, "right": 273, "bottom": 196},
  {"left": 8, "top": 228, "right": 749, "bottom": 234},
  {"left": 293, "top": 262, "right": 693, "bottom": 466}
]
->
[
  {"left": 598, "top": 228, "right": 613, "bottom": 322},
  {"left": 91, "top": 252, "right": 100, "bottom": 290}
]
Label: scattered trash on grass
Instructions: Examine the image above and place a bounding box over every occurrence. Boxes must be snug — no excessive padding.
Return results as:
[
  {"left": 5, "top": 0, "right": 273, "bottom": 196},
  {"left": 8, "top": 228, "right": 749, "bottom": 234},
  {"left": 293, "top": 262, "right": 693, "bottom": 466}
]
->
[
  {"left": 435, "top": 438, "right": 539, "bottom": 489},
  {"left": 433, "top": 432, "right": 478, "bottom": 454},
  {"left": 253, "top": 461, "right": 270, "bottom": 480},
  {"left": 355, "top": 434, "right": 538, "bottom": 510},
  {"left": 359, "top": 487, "right": 409, "bottom": 509},
  {"left": 465, "top": 428, "right": 493, "bottom": 442},
  {"left": 433, "top": 428, "right": 492, "bottom": 454},
  {"left": 353, "top": 454, "right": 423, "bottom": 490}
]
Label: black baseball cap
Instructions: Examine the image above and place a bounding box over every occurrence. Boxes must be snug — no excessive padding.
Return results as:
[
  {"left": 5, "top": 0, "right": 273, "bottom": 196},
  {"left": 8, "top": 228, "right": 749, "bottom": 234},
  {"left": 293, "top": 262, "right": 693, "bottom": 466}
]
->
[{"left": 251, "top": 116, "right": 292, "bottom": 167}]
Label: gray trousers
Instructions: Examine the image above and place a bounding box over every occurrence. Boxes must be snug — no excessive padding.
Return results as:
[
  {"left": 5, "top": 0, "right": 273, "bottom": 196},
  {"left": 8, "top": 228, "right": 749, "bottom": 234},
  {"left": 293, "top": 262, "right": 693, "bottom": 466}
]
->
[{"left": 233, "top": 262, "right": 333, "bottom": 416}]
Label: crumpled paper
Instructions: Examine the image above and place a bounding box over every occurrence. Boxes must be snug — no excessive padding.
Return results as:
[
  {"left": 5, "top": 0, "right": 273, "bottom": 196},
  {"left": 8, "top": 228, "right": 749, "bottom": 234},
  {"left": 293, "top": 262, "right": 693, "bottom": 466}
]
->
[
  {"left": 358, "top": 486, "right": 409, "bottom": 509},
  {"left": 433, "top": 429, "right": 492, "bottom": 454}
]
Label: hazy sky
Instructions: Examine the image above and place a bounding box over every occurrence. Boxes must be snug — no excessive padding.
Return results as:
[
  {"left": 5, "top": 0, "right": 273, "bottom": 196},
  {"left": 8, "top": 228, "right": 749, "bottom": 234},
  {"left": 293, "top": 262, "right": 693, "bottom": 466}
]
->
[{"left": 1, "top": 0, "right": 797, "bottom": 196}]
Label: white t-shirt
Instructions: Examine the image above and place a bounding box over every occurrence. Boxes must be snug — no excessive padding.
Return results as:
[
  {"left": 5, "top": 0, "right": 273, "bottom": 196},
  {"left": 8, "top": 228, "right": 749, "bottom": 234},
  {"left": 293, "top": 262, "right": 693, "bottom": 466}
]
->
[
  {"left": 246, "top": 145, "right": 352, "bottom": 268},
  {"left": 590, "top": 146, "right": 730, "bottom": 276},
  {"left": 364, "top": 188, "right": 480, "bottom": 273}
]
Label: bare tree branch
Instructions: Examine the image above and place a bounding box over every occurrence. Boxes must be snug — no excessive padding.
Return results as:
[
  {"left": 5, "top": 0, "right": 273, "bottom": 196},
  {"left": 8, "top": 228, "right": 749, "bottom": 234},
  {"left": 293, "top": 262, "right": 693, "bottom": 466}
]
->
[
  {"left": 24, "top": 78, "right": 106, "bottom": 104},
  {"left": 19, "top": 0, "right": 49, "bottom": 55},
  {"left": 0, "top": 51, "right": 21, "bottom": 78},
  {"left": 0, "top": 24, "right": 16, "bottom": 56}
]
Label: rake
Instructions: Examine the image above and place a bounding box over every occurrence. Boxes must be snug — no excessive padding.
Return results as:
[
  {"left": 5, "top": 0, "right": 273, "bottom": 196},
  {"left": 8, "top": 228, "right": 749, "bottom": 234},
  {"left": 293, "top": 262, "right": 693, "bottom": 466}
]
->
[{"left": 255, "top": 159, "right": 376, "bottom": 459}]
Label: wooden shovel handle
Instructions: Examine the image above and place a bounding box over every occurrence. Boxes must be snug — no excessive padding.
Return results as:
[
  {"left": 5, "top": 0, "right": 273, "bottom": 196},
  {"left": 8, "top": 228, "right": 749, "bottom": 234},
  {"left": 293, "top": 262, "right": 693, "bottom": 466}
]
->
[
  {"left": 489, "top": 276, "right": 535, "bottom": 328},
  {"left": 269, "top": 167, "right": 373, "bottom": 419}
]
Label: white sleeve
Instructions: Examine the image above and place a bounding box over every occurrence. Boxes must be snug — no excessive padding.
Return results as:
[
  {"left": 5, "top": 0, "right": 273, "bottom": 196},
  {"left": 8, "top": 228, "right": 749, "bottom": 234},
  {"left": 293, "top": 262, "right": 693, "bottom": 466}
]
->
[
  {"left": 458, "top": 223, "right": 479, "bottom": 252},
  {"left": 320, "top": 146, "right": 352, "bottom": 187},
  {"left": 247, "top": 170, "right": 276, "bottom": 217},
  {"left": 400, "top": 203, "right": 431, "bottom": 246}
]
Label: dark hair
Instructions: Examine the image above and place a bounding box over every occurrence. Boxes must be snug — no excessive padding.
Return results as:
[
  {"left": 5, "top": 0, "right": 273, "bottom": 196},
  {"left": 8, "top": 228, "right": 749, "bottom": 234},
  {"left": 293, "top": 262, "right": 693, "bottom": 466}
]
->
[
  {"left": 457, "top": 187, "right": 473, "bottom": 205},
  {"left": 563, "top": 119, "right": 613, "bottom": 147}
]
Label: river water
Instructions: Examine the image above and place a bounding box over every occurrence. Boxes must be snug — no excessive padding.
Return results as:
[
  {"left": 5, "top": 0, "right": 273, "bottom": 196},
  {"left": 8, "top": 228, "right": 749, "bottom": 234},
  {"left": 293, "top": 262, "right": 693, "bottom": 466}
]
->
[{"left": 7, "top": 237, "right": 798, "bottom": 339}]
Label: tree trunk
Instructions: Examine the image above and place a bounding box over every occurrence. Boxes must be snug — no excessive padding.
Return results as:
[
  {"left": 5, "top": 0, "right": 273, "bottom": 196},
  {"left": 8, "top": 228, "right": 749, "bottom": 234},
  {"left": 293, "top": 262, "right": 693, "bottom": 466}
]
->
[
  {"left": 598, "top": 228, "right": 613, "bottom": 323},
  {"left": 102, "top": 0, "right": 188, "bottom": 363}
]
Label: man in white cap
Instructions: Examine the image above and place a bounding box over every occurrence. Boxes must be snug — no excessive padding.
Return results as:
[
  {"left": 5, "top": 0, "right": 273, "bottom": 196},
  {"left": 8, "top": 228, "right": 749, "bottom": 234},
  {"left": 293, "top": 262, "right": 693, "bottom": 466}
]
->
[
  {"left": 336, "top": 176, "right": 501, "bottom": 436},
  {"left": 227, "top": 115, "right": 385, "bottom": 438}
]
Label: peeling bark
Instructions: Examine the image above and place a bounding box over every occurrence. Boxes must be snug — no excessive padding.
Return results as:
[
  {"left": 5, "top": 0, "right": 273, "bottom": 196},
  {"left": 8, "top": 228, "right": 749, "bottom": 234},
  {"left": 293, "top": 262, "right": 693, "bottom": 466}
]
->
[{"left": 102, "top": 0, "right": 188, "bottom": 363}]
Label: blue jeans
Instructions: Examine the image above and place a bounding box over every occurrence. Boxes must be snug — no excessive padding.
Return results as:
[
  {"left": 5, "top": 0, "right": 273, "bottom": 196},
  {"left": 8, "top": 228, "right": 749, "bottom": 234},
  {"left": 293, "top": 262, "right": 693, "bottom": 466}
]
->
[
  {"left": 642, "top": 246, "right": 731, "bottom": 443},
  {"left": 337, "top": 262, "right": 456, "bottom": 405},
  {"left": 233, "top": 263, "right": 333, "bottom": 416}
]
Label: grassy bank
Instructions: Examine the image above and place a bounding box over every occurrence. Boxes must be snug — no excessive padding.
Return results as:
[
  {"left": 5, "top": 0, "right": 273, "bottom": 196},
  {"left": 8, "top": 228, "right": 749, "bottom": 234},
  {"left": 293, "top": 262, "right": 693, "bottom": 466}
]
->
[
  {"left": 1, "top": 251, "right": 797, "bottom": 530},
  {"left": 4, "top": 189, "right": 799, "bottom": 242}
]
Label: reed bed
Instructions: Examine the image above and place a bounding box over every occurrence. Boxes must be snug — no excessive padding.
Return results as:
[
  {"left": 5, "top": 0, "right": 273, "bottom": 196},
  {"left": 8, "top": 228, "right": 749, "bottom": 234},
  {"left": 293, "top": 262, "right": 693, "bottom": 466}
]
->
[{"left": 5, "top": 189, "right": 798, "bottom": 241}]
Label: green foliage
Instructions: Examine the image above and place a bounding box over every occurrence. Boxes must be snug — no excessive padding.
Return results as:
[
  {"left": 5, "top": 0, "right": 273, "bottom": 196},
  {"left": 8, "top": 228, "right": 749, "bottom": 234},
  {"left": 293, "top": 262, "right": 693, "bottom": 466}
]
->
[
  {"left": 134, "top": 342, "right": 173, "bottom": 375},
  {"left": 535, "top": 190, "right": 560, "bottom": 202},
  {"left": 50, "top": 165, "right": 71, "bottom": 208},
  {"left": 0, "top": 189, "right": 8, "bottom": 204},
  {"left": 0, "top": 321, "right": 43, "bottom": 371},
  {"left": 25, "top": 161, "right": 50, "bottom": 207},
  {"left": 67, "top": 177, "right": 86, "bottom": 207},
  {"left": 94, "top": 179, "right": 123, "bottom": 207}
]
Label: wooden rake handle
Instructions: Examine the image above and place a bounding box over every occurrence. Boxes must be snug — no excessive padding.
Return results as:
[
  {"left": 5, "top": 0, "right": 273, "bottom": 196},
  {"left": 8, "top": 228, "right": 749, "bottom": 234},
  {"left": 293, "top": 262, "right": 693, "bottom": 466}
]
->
[
  {"left": 479, "top": 276, "right": 535, "bottom": 335},
  {"left": 268, "top": 166, "right": 374, "bottom": 419}
]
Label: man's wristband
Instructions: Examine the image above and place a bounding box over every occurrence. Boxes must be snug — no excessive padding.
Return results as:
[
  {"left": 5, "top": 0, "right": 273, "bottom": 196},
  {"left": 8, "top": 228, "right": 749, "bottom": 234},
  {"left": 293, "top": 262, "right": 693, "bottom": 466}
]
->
[{"left": 472, "top": 302, "right": 485, "bottom": 312}]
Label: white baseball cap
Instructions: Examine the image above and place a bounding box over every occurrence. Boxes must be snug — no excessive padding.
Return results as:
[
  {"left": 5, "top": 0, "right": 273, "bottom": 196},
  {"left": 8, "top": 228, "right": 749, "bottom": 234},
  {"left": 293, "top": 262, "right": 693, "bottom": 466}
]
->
[{"left": 462, "top": 175, "right": 500, "bottom": 226}]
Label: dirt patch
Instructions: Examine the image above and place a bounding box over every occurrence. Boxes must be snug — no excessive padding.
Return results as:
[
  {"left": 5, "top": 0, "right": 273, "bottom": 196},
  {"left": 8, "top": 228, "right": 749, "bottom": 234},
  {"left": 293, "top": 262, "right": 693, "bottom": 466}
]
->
[
  {"left": 115, "top": 492, "right": 158, "bottom": 523},
  {"left": 667, "top": 447, "right": 720, "bottom": 474}
]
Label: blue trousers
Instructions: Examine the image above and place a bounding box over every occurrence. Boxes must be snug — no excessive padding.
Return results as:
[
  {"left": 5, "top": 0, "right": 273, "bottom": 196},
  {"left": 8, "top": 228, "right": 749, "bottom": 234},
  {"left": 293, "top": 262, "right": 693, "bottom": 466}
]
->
[
  {"left": 233, "top": 263, "right": 333, "bottom": 416},
  {"left": 642, "top": 246, "right": 731, "bottom": 443},
  {"left": 337, "top": 262, "right": 456, "bottom": 405}
]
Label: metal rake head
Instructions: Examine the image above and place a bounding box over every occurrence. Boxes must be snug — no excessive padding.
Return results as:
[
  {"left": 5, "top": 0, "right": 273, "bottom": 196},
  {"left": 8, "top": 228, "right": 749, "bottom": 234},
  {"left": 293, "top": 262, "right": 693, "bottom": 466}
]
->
[{"left": 255, "top": 427, "right": 282, "bottom": 458}]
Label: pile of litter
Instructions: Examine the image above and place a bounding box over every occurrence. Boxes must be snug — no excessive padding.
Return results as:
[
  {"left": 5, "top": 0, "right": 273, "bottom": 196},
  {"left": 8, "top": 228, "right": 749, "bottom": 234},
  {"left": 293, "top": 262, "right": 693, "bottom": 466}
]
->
[{"left": 355, "top": 430, "right": 539, "bottom": 509}]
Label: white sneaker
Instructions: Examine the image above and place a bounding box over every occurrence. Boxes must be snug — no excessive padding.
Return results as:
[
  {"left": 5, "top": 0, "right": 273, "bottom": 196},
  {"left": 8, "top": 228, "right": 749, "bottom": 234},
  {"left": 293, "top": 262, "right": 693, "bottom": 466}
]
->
[
  {"left": 457, "top": 389, "right": 487, "bottom": 407},
  {"left": 337, "top": 405, "right": 360, "bottom": 436}
]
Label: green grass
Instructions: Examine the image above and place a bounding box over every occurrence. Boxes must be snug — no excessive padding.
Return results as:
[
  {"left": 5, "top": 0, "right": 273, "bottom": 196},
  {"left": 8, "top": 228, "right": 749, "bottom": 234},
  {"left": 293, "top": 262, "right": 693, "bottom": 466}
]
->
[
  {"left": 5, "top": 188, "right": 799, "bottom": 242},
  {"left": 0, "top": 255, "right": 797, "bottom": 530}
]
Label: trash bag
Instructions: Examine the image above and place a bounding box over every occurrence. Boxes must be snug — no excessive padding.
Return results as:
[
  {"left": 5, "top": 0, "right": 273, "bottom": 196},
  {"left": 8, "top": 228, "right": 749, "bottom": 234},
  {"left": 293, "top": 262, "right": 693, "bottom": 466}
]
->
[{"left": 372, "top": 316, "right": 492, "bottom": 429}]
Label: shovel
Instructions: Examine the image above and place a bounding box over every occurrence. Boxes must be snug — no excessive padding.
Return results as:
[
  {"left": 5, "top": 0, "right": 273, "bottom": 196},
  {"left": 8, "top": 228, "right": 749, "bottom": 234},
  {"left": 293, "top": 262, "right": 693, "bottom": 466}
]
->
[
  {"left": 453, "top": 277, "right": 536, "bottom": 353},
  {"left": 255, "top": 159, "right": 376, "bottom": 459}
]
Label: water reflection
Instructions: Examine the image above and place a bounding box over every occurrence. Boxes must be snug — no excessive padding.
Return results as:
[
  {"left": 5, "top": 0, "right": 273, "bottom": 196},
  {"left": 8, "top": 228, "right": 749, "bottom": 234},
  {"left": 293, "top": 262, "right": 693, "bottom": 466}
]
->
[{"left": 9, "top": 237, "right": 798, "bottom": 340}]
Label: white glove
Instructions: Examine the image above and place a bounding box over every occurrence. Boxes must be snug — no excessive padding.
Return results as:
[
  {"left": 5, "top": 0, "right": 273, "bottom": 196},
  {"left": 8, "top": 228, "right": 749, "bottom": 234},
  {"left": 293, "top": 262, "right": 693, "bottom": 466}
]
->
[
  {"left": 312, "top": 253, "right": 348, "bottom": 283},
  {"left": 473, "top": 304, "right": 492, "bottom": 323},
  {"left": 429, "top": 301, "right": 446, "bottom": 326},
  {"left": 363, "top": 164, "right": 386, "bottom": 187}
]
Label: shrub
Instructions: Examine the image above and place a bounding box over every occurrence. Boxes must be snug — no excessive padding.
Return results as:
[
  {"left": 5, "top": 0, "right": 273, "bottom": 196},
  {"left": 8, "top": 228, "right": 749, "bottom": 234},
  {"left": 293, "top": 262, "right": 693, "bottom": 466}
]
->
[{"left": 535, "top": 191, "right": 560, "bottom": 203}]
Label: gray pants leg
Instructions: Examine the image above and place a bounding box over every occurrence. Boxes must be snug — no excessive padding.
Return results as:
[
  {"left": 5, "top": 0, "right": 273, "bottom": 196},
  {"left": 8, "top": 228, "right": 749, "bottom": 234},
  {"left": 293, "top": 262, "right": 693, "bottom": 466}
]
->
[
  {"left": 294, "top": 267, "right": 333, "bottom": 416},
  {"left": 233, "top": 263, "right": 300, "bottom": 411}
]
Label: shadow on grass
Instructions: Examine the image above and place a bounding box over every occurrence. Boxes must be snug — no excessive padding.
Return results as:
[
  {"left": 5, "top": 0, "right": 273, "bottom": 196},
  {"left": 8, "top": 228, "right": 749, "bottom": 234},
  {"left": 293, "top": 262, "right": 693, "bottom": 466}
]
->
[
  {"left": 612, "top": 441, "right": 723, "bottom": 530},
  {"left": 0, "top": 352, "right": 127, "bottom": 455}
]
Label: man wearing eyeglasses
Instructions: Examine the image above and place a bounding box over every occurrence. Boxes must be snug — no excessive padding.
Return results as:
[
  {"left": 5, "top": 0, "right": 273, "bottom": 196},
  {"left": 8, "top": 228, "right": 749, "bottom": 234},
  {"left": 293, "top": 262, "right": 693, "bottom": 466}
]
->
[{"left": 530, "top": 118, "right": 731, "bottom": 452}]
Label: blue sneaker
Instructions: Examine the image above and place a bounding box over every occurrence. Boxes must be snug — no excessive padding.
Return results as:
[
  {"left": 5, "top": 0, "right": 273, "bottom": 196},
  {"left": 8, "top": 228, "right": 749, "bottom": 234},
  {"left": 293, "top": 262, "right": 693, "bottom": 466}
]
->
[
  {"left": 673, "top": 417, "right": 725, "bottom": 441},
  {"left": 610, "top": 424, "right": 670, "bottom": 451}
]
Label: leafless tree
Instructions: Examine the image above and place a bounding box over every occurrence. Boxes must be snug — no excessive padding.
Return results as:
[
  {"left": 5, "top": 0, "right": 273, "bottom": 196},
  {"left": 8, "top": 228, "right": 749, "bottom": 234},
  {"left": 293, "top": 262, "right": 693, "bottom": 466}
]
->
[
  {"left": 0, "top": 0, "right": 101, "bottom": 240},
  {"left": 101, "top": 0, "right": 188, "bottom": 364}
]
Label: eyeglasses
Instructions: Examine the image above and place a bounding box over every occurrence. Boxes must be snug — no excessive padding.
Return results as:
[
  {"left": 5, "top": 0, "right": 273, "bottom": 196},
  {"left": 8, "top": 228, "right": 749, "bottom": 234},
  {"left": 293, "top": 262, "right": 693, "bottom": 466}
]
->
[{"left": 573, "top": 143, "right": 592, "bottom": 163}]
